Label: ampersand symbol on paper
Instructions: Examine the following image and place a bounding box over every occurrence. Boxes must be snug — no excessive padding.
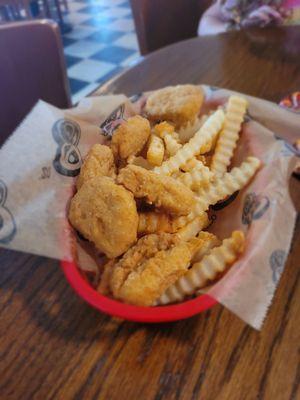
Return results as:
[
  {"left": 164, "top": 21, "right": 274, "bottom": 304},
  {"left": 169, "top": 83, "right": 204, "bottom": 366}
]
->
[
  {"left": 52, "top": 119, "right": 82, "bottom": 177},
  {"left": 0, "top": 179, "right": 17, "bottom": 244}
]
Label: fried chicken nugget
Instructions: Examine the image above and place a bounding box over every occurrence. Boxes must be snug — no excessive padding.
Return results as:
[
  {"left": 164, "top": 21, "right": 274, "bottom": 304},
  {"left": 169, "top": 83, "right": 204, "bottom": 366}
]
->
[
  {"left": 111, "top": 115, "right": 151, "bottom": 161},
  {"left": 117, "top": 165, "right": 196, "bottom": 216},
  {"left": 69, "top": 176, "right": 138, "bottom": 258},
  {"left": 76, "top": 144, "right": 116, "bottom": 190},
  {"left": 110, "top": 233, "right": 198, "bottom": 306},
  {"left": 145, "top": 85, "right": 204, "bottom": 129}
]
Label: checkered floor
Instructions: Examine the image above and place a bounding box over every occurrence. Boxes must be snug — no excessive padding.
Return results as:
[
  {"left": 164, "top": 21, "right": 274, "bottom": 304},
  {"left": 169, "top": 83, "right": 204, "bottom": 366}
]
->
[{"left": 62, "top": 0, "right": 141, "bottom": 104}]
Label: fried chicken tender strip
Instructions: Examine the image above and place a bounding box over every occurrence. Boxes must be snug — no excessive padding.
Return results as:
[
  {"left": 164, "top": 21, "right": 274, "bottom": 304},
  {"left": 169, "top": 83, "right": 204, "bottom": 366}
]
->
[
  {"left": 117, "top": 165, "right": 196, "bottom": 216},
  {"left": 145, "top": 85, "right": 204, "bottom": 129},
  {"left": 76, "top": 144, "right": 116, "bottom": 190},
  {"left": 110, "top": 233, "right": 200, "bottom": 306},
  {"left": 110, "top": 233, "right": 176, "bottom": 297},
  {"left": 111, "top": 115, "right": 151, "bottom": 162},
  {"left": 69, "top": 176, "right": 138, "bottom": 258}
]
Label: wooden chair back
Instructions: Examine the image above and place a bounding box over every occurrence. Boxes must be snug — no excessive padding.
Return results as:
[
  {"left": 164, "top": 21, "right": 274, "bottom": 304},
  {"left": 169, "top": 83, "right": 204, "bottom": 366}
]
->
[
  {"left": 0, "top": 19, "right": 71, "bottom": 145},
  {"left": 130, "top": 0, "right": 212, "bottom": 55}
]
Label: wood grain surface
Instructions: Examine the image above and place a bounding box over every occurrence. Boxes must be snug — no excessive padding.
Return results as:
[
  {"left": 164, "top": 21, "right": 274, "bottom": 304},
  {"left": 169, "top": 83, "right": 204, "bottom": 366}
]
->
[{"left": 1, "top": 26, "right": 300, "bottom": 400}]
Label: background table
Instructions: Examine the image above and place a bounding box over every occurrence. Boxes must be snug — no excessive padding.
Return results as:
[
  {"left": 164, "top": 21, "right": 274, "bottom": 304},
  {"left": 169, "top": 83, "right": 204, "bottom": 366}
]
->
[{"left": 1, "top": 26, "right": 299, "bottom": 400}]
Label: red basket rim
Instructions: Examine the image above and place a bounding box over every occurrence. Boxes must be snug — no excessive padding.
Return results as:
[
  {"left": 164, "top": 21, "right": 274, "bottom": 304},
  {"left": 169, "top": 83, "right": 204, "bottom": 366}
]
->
[{"left": 61, "top": 260, "right": 217, "bottom": 323}]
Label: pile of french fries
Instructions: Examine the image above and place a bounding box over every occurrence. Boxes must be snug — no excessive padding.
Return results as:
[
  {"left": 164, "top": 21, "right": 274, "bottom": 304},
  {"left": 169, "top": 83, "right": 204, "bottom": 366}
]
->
[{"left": 136, "top": 94, "right": 260, "bottom": 304}]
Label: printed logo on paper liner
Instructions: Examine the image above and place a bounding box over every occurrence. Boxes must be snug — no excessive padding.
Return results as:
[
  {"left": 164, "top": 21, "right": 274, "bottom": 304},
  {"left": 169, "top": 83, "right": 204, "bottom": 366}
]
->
[
  {"left": 270, "top": 250, "right": 287, "bottom": 284},
  {"left": 0, "top": 179, "right": 17, "bottom": 244},
  {"left": 52, "top": 119, "right": 82, "bottom": 177},
  {"left": 100, "top": 104, "right": 125, "bottom": 137},
  {"left": 242, "top": 192, "right": 270, "bottom": 225}
]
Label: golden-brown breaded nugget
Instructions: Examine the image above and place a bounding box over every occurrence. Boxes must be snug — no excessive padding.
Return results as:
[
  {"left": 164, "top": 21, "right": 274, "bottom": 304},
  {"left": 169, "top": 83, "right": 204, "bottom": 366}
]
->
[
  {"left": 69, "top": 176, "right": 138, "bottom": 258},
  {"left": 145, "top": 85, "right": 204, "bottom": 129},
  {"left": 110, "top": 233, "right": 197, "bottom": 306},
  {"left": 111, "top": 115, "right": 151, "bottom": 161},
  {"left": 117, "top": 165, "right": 196, "bottom": 216},
  {"left": 110, "top": 233, "right": 177, "bottom": 298},
  {"left": 76, "top": 144, "right": 116, "bottom": 190}
]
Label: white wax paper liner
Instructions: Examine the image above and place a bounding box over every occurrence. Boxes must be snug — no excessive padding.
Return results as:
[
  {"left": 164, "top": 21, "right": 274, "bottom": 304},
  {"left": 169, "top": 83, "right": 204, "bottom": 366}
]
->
[{"left": 0, "top": 85, "right": 298, "bottom": 329}]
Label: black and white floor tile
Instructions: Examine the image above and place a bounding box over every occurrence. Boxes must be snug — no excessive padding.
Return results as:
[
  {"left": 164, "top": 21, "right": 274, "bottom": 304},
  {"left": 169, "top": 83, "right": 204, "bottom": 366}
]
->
[{"left": 62, "top": 0, "right": 141, "bottom": 104}]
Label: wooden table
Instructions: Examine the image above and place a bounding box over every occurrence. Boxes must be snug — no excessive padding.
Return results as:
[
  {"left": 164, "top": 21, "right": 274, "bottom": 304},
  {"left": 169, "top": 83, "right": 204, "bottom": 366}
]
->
[{"left": 1, "top": 27, "right": 299, "bottom": 400}]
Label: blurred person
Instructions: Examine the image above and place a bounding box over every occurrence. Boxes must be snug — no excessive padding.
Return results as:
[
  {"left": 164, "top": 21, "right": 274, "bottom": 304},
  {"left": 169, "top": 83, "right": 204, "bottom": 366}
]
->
[{"left": 198, "top": 0, "right": 300, "bottom": 35}]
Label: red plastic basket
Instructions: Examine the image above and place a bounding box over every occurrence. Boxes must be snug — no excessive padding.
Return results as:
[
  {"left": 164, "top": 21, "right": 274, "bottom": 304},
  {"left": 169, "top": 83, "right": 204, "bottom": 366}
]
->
[{"left": 61, "top": 260, "right": 217, "bottom": 323}]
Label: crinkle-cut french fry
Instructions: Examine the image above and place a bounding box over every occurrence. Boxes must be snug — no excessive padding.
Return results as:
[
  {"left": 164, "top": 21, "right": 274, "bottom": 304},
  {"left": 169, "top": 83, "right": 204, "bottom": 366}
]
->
[
  {"left": 197, "top": 155, "right": 208, "bottom": 166},
  {"left": 174, "top": 156, "right": 261, "bottom": 228},
  {"left": 211, "top": 96, "right": 248, "bottom": 176},
  {"left": 163, "top": 134, "right": 182, "bottom": 156},
  {"left": 154, "top": 121, "right": 182, "bottom": 156},
  {"left": 176, "top": 213, "right": 209, "bottom": 241},
  {"left": 166, "top": 144, "right": 208, "bottom": 173},
  {"left": 158, "top": 231, "right": 245, "bottom": 304},
  {"left": 154, "top": 121, "right": 178, "bottom": 140},
  {"left": 181, "top": 158, "right": 197, "bottom": 172},
  {"left": 127, "top": 155, "right": 153, "bottom": 170},
  {"left": 201, "top": 155, "right": 212, "bottom": 167},
  {"left": 147, "top": 134, "right": 165, "bottom": 166},
  {"left": 171, "top": 171, "right": 182, "bottom": 179},
  {"left": 138, "top": 212, "right": 175, "bottom": 235},
  {"left": 182, "top": 156, "right": 207, "bottom": 171},
  {"left": 178, "top": 161, "right": 213, "bottom": 190},
  {"left": 153, "top": 109, "right": 225, "bottom": 176}
]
